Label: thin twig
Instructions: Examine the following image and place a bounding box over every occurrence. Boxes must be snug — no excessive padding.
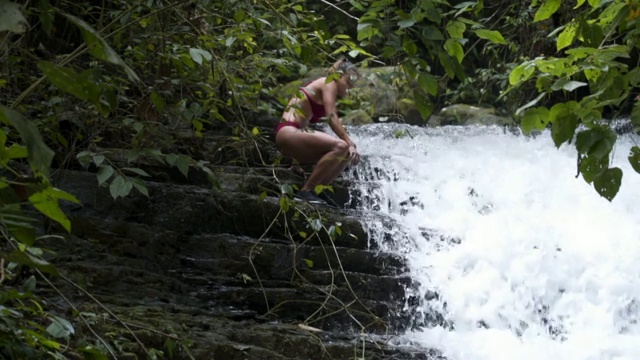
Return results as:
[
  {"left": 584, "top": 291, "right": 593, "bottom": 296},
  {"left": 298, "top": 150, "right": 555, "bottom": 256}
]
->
[
  {"left": 319, "top": 0, "right": 359, "bottom": 21},
  {"left": 37, "top": 269, "right": 118, "bottom": 359},
  {"left": 56, "top": 271, "right": 151, "bottom": 358}
]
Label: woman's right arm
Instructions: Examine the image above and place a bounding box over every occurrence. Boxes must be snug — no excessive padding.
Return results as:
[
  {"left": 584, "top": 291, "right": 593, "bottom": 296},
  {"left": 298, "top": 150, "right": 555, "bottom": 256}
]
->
[{"left": 322, "top": 83, "right": 360, "bottom": 165}]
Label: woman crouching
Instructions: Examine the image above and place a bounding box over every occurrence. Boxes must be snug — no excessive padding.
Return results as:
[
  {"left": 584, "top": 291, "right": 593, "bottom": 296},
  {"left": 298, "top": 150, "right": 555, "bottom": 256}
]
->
[{"left": 275, "top": 59, "right": 361, "bottom": 205}]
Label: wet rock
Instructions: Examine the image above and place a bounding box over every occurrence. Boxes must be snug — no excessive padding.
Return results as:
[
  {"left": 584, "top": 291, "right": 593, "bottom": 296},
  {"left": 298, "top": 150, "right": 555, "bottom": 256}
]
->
[{"left": 43, "top": 154, "right": 440, "bottom": 359}]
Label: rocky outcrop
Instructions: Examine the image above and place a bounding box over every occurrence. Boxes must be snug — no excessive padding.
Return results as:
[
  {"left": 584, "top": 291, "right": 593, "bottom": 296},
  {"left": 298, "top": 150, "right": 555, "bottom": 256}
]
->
[{"left": 42, "top": 127, "right": 442, "bottom": 359}]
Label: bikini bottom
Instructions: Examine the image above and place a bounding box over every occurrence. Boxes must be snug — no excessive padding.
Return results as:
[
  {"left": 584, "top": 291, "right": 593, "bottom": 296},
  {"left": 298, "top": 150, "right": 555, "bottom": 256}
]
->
[{"left": 275, "top": 120, "right": 301, "bottom": 134}]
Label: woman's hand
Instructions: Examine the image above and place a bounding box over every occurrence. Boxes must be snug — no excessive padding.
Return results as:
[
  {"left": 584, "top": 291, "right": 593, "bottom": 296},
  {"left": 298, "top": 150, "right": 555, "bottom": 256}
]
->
[{"left": 348, "top": 144, "right": 360, "bottom": 165}]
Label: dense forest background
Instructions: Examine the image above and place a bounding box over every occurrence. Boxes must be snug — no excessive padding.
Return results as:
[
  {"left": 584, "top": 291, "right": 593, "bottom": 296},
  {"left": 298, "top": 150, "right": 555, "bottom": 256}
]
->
[{"left": 0, "top": 0, "right": 639, "bottom": 358}]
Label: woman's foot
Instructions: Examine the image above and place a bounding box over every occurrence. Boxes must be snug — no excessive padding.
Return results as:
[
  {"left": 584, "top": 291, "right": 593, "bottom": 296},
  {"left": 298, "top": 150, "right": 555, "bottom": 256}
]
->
[{"left": 294, "top": 190, "right": 326, "bottom": 205}]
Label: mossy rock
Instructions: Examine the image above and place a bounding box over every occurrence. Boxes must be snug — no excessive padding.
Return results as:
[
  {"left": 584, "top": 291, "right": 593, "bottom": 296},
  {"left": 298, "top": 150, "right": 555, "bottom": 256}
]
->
[
  {"left": 343, "top": 109, "right": 373, "bottom": 125},
  {"left": 434, "top": 104, "right": 515, "bottom": 126}
]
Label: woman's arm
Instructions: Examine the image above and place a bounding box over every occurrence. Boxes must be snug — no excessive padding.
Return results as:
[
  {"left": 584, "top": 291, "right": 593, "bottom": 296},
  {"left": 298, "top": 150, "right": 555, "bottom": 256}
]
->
[{"left": 322, "top": 82, "right": 356, "bottom": 147}]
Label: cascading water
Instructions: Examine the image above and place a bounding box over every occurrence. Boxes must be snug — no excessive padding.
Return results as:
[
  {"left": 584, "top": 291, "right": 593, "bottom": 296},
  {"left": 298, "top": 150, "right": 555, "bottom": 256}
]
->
[{"left": 346, "top": 123, "right": 640, "bottom": 360}]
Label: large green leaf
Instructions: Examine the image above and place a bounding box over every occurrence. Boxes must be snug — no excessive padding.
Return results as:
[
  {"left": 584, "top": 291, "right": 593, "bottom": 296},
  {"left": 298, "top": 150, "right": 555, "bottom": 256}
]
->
[
  {"left": 38, "top": 61, "right": 98, "bottom": 102},
  {"left": 575, "top": 126, "right": 616, "bottom": 158},
  {"left": 550, "top": 79, "right": 587, "bottom": 92},
  {"left": 28, "top": 187, "right": 79, "bottom": 232},
  {"left": 444, "top": 39, "right": 464, "bottom": 63},
  {"left": 0, "top": 106, "right": 54, "bottom": 177},
  {"left": 418, "top": 72, "right": 439, "bottom": 96},
  {"left": 593, "top": 167, "right": 622, "bottom": 201},
  {"left": 61, "top": 13, "right": 141, "bottom": 83},
  {"left": 474, "top": 29, "right": 507, "bottom": 45},
  {"left": 534, "top": 0, "right": 561, "bottom": 22},
  {"left": 421, "top": 25, "right": 444, "bottom": 41},
  {"left": 580, "top": 155, "right": 609, "bottom": 183},
  {"left": 550, "top": 102, "right": 580, "bottom": 147},
  {"left": 557, "top": 22, "right": 577, "bottom": 51},
  {"left": 446, "top": 21, "right": 466, "bottom": 38},
  {"left": 96, "top": 165, "right": 114, "bottom": 186},
  {"left": 415, "top": 96, "right": 434, "bottom": 120},
  {"left": 509, "top": 62, "right": 536, "bottom": 86},
  {"left": 521, "top": 107, "right": 550, "bottom": 134}
]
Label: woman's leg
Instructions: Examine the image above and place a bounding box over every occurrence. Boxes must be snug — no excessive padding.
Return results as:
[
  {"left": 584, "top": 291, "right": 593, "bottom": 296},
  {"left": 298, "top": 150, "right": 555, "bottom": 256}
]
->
[{"left": 276, "top": 128, "right": 349, "bottom": 191}]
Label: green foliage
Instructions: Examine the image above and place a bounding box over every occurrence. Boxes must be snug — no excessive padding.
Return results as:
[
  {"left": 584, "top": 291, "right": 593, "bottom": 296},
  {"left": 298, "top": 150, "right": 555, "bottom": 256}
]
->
[
  {"left": 0, "top": 0, "right": 638, "bottom": 356},
  {"left": 509, "top": 0, "right": 640, "bottom": 200}
]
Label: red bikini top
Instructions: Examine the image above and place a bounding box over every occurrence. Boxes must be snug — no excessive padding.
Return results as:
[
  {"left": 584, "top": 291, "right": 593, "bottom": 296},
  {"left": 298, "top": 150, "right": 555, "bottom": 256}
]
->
[{"left": 299, "top": 86, "right": 326, "bottom": 123}]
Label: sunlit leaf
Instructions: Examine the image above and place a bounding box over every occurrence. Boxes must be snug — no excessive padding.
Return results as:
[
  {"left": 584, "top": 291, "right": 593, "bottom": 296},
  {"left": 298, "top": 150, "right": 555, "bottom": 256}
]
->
[
  {"left": 557, "top": 22, "right": 577, "bottom": 51},
  {"left": 474, "top": 29, "right": 507, "bottom": 45},
  {"left": 279, "top": 196, "right": 290, "bottom": 212},
  {"left": 303, "top": 259, "right": 314, "bottom": 268},
  {"left": 446, "top": 21, "right": 466, "bottom": 38},
  {"left": 444, "top": 39, "right": 464, "bottom": 63},
  {"left": 28, "top": 187, "right": 78, "bottom": 232},
  {"left": 534, "top": 0, "right": 561, "bottom": 22},
  {"left": 509, "top": 62, "right": 536, "bottom": 86}
]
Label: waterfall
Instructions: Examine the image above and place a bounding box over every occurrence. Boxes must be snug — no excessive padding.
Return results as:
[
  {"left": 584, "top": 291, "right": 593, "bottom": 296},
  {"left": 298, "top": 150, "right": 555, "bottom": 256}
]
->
[{"left": 346, "top": 123, "right": 640, "bottom": 360}]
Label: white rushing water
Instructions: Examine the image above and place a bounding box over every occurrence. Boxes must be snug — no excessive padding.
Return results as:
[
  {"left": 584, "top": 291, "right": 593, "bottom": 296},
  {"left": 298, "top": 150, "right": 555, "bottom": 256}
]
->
[{"left": 347, "top": 123, "right": 640, "bottom": 360}]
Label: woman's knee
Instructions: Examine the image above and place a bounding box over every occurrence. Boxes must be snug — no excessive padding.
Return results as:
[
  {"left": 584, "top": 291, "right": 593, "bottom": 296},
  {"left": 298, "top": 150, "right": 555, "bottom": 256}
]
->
[{"left": 333, "top": 140, "right": 349, "bottom": 155}]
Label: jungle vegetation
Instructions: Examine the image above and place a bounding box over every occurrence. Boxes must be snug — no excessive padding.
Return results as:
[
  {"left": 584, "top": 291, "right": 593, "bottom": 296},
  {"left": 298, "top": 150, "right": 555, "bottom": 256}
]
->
[{"left": 0, "top": 0, "right": 639, "bottom": 358}]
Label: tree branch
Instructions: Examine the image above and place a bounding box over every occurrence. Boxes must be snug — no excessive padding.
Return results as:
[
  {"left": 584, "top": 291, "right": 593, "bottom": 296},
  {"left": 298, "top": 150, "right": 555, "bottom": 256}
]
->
[{"left": 319, "top": 0, "right": 359, "bottom": 21}]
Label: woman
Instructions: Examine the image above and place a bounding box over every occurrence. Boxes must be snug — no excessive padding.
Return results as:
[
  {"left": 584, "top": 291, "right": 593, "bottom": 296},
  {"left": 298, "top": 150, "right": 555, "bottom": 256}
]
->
[{"left": 275, "top": 59, "right": 361, "bottom": 205}]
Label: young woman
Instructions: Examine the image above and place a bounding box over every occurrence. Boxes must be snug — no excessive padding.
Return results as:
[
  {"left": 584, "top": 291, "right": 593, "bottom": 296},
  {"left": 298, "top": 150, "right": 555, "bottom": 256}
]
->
[{"left": 275, "top": 59, "right": 361, "bottom": 205}]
